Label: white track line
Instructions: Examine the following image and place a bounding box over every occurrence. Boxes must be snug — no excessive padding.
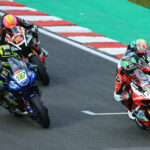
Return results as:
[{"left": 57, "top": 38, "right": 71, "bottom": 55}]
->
[
  {"left": 44, "top": 26, "right": 92, "bottom": 33},
  {"left": 99, "top": 47, "right": 127, "bottom": 55},
  {"left": 81, "top": 110, "right": 127, "bottom": 116},
  {"left": 68, "top": 36, "right": 119, "bottom": 43},
  {"left": 39, "top": 28, "right": 119, "bottom": 64},
  {"left": 0, "top": 6, "right": 36, "bottom": 11},
  {"left": 16, "top": 15, "right": 62, "bottom": 21}
]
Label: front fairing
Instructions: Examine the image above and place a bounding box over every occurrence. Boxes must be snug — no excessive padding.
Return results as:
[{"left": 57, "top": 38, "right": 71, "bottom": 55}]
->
[
  {"left": 131, "top": 70, "right": 150, "bottom": 105},
  {"left": 5, "top": 26, "right": 27, "bottom": 50},
  {"left": 133, "top": 70, "right": 150, "bottom": 91},
  {"left": 7, "top": 58, "right": 36, "bottom": 91},
  {"left": 8, "top": 71, "right": 36, "bottom": 92},
  {"left": 10, "top": 69, "right": 29, "bottom": 86}
]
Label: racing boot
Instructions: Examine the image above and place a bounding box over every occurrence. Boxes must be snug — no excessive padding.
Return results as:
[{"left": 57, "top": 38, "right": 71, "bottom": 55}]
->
[
  {"left": 127, "top": 110, "right": 135, "bottom": 120},
  {"left": 122, "top": 92, "right": 135, "bottom": 120}
]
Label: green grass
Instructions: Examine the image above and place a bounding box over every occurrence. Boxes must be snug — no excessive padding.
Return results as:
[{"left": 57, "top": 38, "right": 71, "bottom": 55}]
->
[{"left": 128, "top": 0, "right": 150, "bottom": 9}]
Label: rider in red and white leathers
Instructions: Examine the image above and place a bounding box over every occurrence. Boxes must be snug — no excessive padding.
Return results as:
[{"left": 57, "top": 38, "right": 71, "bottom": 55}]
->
[
  {"left": 115, "top": 39, "right": 150, "bottom": 104},
  {"left": 114, "top": 39, "right": 150, "bottom": 119},
  {"left": 114, "top": 57, "right": 150, "bottom": 110}
]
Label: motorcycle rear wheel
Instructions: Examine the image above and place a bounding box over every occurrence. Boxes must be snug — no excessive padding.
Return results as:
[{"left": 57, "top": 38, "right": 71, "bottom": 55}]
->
[
  {"left": 30, "top": 55, "right": 50, "bottom": 85},
  {"left": 30, "top": 96, "right": 50, "bottom": 128}
]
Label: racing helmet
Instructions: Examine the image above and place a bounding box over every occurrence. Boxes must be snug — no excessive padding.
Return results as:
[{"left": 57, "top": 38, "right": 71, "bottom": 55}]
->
[
  {"left": 127, "top": 40, "right": 136, "bottom": 51},
  {"left": 135, "top": 39, "right": 148, "bottom": 54},
  {"left": 121, "top": 56, "right": 138, "bottom": 77},
  {"left": 0, "top": 45, "right": 14, "bottom": 66},
  {"left": 128, "top": 39, "right": 148, "bottom": 53},
  {"left": 3, "top": 14, "right": 17, "bottom": 29}
]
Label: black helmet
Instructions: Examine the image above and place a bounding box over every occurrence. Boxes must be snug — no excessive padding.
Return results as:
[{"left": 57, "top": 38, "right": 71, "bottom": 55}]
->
[{"left": 0, "top": 45, "right": 14, "bottom": 66}]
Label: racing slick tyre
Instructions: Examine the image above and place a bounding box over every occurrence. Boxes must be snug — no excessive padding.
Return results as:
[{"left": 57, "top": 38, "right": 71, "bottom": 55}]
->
[
  {"left": 30, "top": 96, "right": 50, "bottom": 128},
  {"left": 30, "top": 55, "right": 50, "bottom": 85},
  {"left": 135, "top": 118, "right": 148, "bottom": 130}
]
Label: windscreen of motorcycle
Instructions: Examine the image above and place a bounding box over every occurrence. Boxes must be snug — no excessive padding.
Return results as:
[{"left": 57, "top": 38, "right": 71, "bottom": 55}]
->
[
  {"left": 8, "top": 57, "right": 29, "bottom": 85},
  {"left": 6, "top": 26, "right": 24, "bottom": 45},
  {"left": 134, "top": 69, "right": 150, "bottom": 91}
]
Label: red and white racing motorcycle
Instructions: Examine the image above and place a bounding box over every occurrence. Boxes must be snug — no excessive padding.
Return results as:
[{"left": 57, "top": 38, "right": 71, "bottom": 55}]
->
[
  {"left": 129, "top": 69, "right": 150, "bottom": 129},
  {"left": 5, "top": 26, "right": 50, "bottom": 85}
]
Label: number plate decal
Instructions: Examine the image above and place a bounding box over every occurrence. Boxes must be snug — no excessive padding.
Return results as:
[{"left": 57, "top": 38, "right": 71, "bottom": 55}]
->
[
  {"left": 14, "top": 35, "right": 23, "bottom": 44},
  {"left": 13, "top": 70, "right": 27, "bottom": 83}
]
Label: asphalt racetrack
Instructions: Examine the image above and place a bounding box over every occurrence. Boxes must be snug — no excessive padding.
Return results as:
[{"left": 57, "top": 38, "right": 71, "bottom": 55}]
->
[{"left": 0, "top": 31, "right": 150, "bottom": 150}]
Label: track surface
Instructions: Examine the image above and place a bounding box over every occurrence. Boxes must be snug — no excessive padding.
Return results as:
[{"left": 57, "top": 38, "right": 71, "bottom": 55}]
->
[{"left": 0, "top": 32, "right": 150, "bottom": 150}]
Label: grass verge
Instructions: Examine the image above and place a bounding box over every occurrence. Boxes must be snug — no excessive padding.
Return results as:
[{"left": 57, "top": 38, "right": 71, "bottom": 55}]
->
[{"left": 128, "top": 0, "right": 150, "bottom": 9}]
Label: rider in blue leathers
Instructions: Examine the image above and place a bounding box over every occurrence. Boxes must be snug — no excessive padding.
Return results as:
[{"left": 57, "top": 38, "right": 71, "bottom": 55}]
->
[{"left": 0, "top": 44, "right": 38, "bottom": 100}]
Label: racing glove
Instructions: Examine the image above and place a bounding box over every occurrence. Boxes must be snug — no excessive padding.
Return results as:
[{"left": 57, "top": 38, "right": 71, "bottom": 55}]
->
[
  {"left": 31, "top": 25, "right": 38, "bottom": 38},
  {"left": 114, "top": 92, "right": 123, "bottom": 102},
  {"left": 121, "top": 92, "right": 133, "bottom": 109},
  {"left": 31, "top": 25, "right": 38, "bottom": 33},
  {"left": 29, "top": 64, "right": 37, "bottom": 72},
  {"left": 122, "top": 92, "right": 130, "bottom": 101}
]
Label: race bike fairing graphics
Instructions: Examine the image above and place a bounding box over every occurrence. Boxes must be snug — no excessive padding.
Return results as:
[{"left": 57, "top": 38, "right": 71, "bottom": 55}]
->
[
  {"left": 128, "top": 69, "right": 150, "bottom": 129},
  {"left": 5, "top": 26, "right": 49, "bottom": 85},
  {"left": 5, "top": 26, "right": 24, "bottom": 46},
  {"left": 0, "top": 57, "right": 50, "bottom": 128}
]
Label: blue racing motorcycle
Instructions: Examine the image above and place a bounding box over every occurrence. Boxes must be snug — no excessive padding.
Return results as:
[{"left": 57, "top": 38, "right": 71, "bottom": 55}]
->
[{"left": 0, "top": 57, "right": 50, "bottom": 128}]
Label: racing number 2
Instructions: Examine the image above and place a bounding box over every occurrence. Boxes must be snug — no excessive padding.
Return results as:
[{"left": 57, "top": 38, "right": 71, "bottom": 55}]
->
[{"left": 16, "top": 72, "right": 25, "bottom": 81}]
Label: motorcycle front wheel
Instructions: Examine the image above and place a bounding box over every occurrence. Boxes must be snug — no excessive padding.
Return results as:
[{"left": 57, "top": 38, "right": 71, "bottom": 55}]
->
[{"left": 30, "top": 96, "right": 50, "bottom": 128}]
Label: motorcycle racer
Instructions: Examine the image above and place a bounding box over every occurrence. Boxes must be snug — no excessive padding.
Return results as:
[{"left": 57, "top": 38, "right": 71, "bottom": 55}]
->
[
  {"left": 0, "top": 14, "right": 43, "bottom": 56},
  {"left": 118, "top": 39, "right": 149, "bottom": 68},
  {"left": 114, "top": 56, "right": 150, "bottom": 119},
  {"left": 126, "top": 39, "right": 149, "bottom": 62},
  {"left": 0, "top": 45, "right": 39, "bottom": 101}
]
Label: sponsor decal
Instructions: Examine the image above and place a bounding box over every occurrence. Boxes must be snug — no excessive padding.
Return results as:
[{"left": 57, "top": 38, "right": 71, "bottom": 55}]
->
[
  {"left": 1, "top": 70, "right": 8, "bottom": 77},
  {"left": 133, "top": 96, "right": 144, "bottom": 100},
  {"left": 116, "top": 76, "right": 121, "bottom": 83}
]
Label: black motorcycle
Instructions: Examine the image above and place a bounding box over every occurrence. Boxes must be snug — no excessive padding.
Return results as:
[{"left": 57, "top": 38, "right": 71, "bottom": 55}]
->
[{"left": 5, "top": 26, "right": 50, "bottom": 85}]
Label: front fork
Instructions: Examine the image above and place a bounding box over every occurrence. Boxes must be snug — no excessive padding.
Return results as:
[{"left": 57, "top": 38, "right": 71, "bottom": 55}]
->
[
  {"left": 134, "top": 106, "right": 149, "bottom": 121},
  {"left": 22, "top": 94, "right": 36, "bottom": 115},
  {"left": 32, "top": 38, "right": 48, "bottom": 58}
]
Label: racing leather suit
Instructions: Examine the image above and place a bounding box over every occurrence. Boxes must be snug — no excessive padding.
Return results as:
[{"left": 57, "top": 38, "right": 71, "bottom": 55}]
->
[
  {"left": 0, "top": 59, "right": 40, "bottom": 100},
  {"left": 0, "top": 15, "right": 40, "bottom": 53},
  {"left": 114, "top": 63, "right": 150, "bottom": 109},
  {"left": 0, "top": 44, "right": 39, "bottom": 101}
]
